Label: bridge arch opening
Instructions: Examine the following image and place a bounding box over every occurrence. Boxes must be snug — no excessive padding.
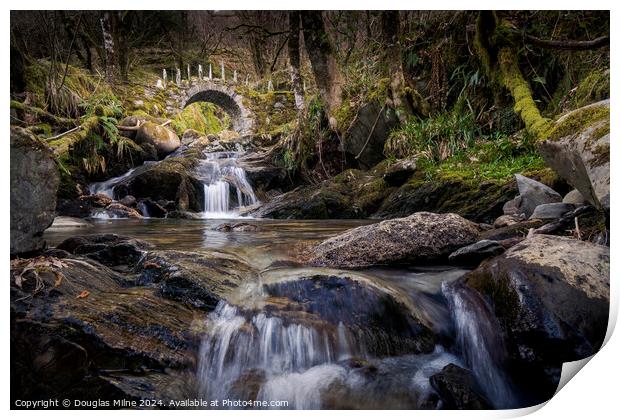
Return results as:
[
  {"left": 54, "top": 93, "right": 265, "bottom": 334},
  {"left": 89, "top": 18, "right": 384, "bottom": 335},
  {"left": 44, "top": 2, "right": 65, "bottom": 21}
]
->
[{"left": 181, "top": 84, "right": 254, "bottom": 136}]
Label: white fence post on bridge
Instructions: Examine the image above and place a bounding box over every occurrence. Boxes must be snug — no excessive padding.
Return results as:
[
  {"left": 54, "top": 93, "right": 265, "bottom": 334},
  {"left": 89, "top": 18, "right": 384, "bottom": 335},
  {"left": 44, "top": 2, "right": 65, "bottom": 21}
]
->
[
  {"left": 233, "top": 70, "right": 237, "bottom": 83},
  {"left": 175, "top": 68, "right": 181, "bottom": 86},
  {"left": 162, "top": 69, "right": 167, "bottom": 88},
  {"left": 209, "top": 63, "right": 212, "bottom": 80},
  {"left": 198, "top": 64, "right": 203, "bottom": 80},
  {"left": 267, "top": 79, "right": 273, "bottom": 92},
  {"left": 187, "top": 64, "right": 191, "bottom": 81},
  {"left": 245, "top": 75, "right": 249, "bottom": 86},
  {"left": 221, "top": 61, "right": 225, "bottom": 82}
]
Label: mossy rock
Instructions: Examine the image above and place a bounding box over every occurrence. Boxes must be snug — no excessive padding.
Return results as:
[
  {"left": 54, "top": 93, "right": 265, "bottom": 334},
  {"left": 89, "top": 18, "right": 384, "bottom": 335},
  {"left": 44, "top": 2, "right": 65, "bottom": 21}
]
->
[{"left": 135, "top": 122, "right": 181, "bottom": 156}]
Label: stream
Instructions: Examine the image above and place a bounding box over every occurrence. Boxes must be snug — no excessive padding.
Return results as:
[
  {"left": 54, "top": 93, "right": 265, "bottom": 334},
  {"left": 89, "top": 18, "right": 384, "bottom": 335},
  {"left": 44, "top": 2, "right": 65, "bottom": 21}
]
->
[
  {"left": 43, "top": 141, "right": 522, "bottom": 409},
  {"left": 44, "top": 216, "right": 521, "bottom": 409}
]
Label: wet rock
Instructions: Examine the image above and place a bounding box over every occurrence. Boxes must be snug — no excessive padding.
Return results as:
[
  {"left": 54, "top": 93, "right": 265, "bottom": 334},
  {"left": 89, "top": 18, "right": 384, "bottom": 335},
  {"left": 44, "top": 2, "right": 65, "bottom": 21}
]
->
[
  {"left": 529, "top": 202, "right": 575, "bottom": 220},
  {"left": 104, "top": 202, "right": 143, "bottom": 219},
  {"left": 515, "top": 174, "right": 562, "bottom": 217},
  {"left": 430, "top": 364, "right": 491, "bottom": 409},
  {"left": 383, "top": 159, "right": 417, "bottom": 186},
  {"left": 135, "top": 121, "right": 181, "bottom": 156},
  {"left": 138, "top": 250, "right": 258, "bottom": 309},
  {"left": 481, "top": 219, "right": 543, "bottom": 241},
  {"left": 119, "top": 195, "right": 137, "bottom": 207},
  {"left": 309, "top": 212, "right": 480, "bottom": 268},
  {"left": 11, "top": 254, "right": 199, "bottom": 402},
  {"left": 215, "top": 222, "right": 261, "bottom": 232},
  {"left": 263, "top": 274, "right": 437, "bottom": 356},
  {"left": 137, "top": 198, "right": 167, "bottom": 218},
  {"left": 448, "top": 240, "right": 505, "bottom": 266},
  {"left": 539, "top": 100, "right": 610, "bottom": 211},
  {"left": 56, "top": 234, "right": 151, "bottom": 268},
  {"left": 493, "top": 214, "right": 525, "bottom": 228},
  {"left": 10, "top": 126, "right": 59, "bottom": 255},
  {"left": 120, "top": 157, "right": 204, "bottom": 212},
  {"left": 563, "top": 189, "right": 586, "bottom": 205},
  {"left": 167, "top": 210, "right": 203, "bottom": 219},
  {"left": 461, "top": 234, "right": 609, "bottom": 398}
]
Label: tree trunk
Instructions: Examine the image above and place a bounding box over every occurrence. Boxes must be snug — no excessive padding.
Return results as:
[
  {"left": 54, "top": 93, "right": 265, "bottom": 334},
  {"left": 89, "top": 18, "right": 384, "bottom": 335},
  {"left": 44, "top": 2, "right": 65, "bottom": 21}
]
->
[
  {"left": 380, "top": 11, "right": 430, "bottom": 119},
  {"left": 250, "top": 34, "right": 266, "bottom": 78},
  {"left": 474, "top": 11, "right": 552, "bottom": 139},
  {"left": 99, "top": 12, "right": 116, "bottom": 83},
  {"left": 288, "top": 12, "right": 305, "bottom": 112},
  {"left": 300, "top": 11, "right": 344, "bottom": 130}
]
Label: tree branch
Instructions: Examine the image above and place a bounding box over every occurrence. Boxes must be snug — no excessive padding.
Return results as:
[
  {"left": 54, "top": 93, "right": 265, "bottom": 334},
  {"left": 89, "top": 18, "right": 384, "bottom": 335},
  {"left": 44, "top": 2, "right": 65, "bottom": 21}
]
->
[{"left": 525, "top": 34, "right": 609, "bottom": 50}]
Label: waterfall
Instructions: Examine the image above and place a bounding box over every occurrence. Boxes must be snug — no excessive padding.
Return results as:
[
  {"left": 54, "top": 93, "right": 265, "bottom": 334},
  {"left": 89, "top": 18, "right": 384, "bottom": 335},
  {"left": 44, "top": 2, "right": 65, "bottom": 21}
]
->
[
  {"left": 442, "top": 281, "right": 519, "bottom": 409},
  {"left": 197, "top": 301, "right": 356, "bottom": 406},
  {"left": 89, "top": 167, "right": 139, "bottom": 198},
  {"left": 198, "top": 300, "right": 465, "bottom": 409},
  {"left": 196, "top": 151, "right": 258, "bottom": 218}
]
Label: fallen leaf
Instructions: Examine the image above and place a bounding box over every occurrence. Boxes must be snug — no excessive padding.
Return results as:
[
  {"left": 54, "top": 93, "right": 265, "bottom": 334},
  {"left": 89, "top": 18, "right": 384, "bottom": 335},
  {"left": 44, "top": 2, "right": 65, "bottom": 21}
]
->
[
  {"left": 144, "top": 262, "right": 161, "bottom": 269},
  {"left": 76, "top": 290, "right": 90, "bottom": 299}
]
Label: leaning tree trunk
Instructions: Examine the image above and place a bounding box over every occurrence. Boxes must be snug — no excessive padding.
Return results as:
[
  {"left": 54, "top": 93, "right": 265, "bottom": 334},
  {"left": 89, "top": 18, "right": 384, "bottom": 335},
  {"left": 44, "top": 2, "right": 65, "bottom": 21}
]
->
[
  {"left": 99, "top": 12, "right": 116, "bottom": 83},
  {"left": 300, "top": 11, "right": 344, "bottom": 130},
  {"left": 288, "top": 11, "right": 305, "bottom": 113},
  {"left": 474, "top": 11, "right": 552, "bottom": 139}
]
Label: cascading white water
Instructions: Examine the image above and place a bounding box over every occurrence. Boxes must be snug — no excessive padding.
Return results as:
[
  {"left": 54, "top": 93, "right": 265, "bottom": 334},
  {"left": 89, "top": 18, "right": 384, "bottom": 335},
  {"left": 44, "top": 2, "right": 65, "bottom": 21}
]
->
[
  {"left": 197, "top": 301, "right": 351, "bottom": 405},
  {"left": 197, "top": 300, "right": 464, "bottom": 409},
  {"left": 442, "top": 282, "right": 518, "bottom": 409},
  {"left": 196, "top": 151, "right": 259, "bottom": 218},
  {"left": 89, "top": 167, "right": 138, "bottom": 198}
]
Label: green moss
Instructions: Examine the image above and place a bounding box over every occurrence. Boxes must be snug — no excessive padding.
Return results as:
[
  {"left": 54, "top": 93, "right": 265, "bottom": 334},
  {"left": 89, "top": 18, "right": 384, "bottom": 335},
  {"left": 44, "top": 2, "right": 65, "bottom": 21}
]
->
[
  {"left": 171, "top": 102, "right": 228, "bottom": 136},
  {"left": 570, "top": 69, "right": 610, "bottom": 109},
  {"left": 548, "top": 104, "right": 609, "bottom": 142},
  {"left": 498, "top": 48, "right": 552, "bottom": 139},
  {"left": 29, "top": 123, "right": 52, "bottom": 137}
]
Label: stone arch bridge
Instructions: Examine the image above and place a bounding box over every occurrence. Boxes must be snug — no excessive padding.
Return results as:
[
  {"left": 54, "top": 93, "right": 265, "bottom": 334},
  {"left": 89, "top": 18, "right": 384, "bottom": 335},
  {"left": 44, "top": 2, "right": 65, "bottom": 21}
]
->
[{"left": 170, "top": 80, "right": 255, "bottom": 136}]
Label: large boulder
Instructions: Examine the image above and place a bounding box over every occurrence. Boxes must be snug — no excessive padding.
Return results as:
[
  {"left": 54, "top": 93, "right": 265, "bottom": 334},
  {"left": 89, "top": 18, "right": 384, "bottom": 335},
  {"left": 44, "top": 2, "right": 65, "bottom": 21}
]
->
[
  {"left": 456, "top": 234, "right": 609, "bottom": 400},
  {"left": 116, "top": 157, "right": 205, "bottom": 212},
  {"left": 135, "top": 121, "right": 181, "bottom": 155},
  {"left": 10, "top": 127, "right": 59, "bottom": 255},
  {"left": 539, "top": 100, "right": 610, "bottom": 211},
  {"left": 308, "top": 212, "right": 480, "bottom": 268},
  {"left": 341, "top": 101, "right": 399, "bottom": 169},
  {"left": 514, "top": 174, "right": 562, "bottom": 217}
]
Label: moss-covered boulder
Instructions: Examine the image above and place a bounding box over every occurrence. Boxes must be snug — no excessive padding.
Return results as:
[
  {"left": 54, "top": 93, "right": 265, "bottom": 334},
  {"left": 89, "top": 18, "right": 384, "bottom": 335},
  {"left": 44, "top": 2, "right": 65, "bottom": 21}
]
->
[
  {"left": 452, "top": 234, "right": 609, "bottom": 400},
  {"left": 375, "top": 177, "right": 517, "bottom": 224},
  {"left": 308, "top": 212, "right": 480, "bottom": 268},
  {"left": 135, "top": 121, "right": 181, "bottom": 156},
  {"left": 539, "top": 100, "right": 610, "bottom": 211},
  {"left": 10, "top": 126, "right": 59, "bottom": 255},
  {"left": 253, "top": 168, "right": 395, "bottom": 219}
]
